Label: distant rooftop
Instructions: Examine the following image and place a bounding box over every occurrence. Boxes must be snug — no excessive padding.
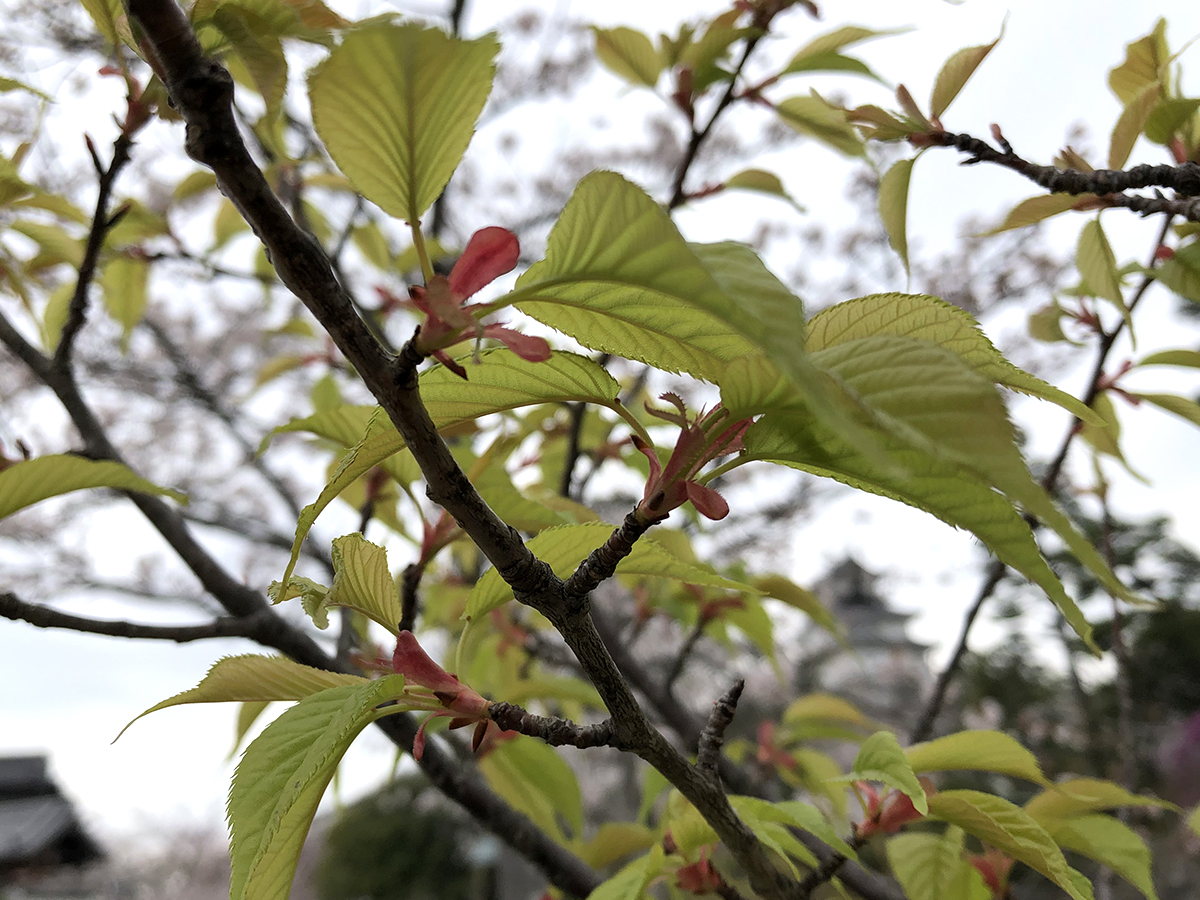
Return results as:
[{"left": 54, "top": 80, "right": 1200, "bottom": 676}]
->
[{"left": 0, "top": 755, "right": 103, "bottom": 878}]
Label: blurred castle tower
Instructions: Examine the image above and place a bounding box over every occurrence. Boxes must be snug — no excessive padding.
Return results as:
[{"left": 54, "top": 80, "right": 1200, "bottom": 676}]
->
[{"left": 795, "top": 558, "right": 932, "bottom": 730}]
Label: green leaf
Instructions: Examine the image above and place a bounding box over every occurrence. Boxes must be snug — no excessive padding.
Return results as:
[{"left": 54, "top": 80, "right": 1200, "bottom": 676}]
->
[
  {"left": 728, "top": 797, "right": 818, "bottom": 873},
  {"left": 1108, "top": 20, "right": 1168, "bottom": 104},
  {"left": 927, "top": 790, "right": 1093, "bottom": 900},
  {"left": 80, "top": 0, "right": 128, "bottom": 46},
  {"left": 228, "top": 676, "right": 407, "bottom": 900},
  {"left": 805, "top": 292, "right": 1101, "bottom": 424},
  {"left": 465, "top": 522, "right": 757, "bottom": 619},
  {"left": 308, "top": 24, "right": 497, "bottom": 223},
  {"left": 0, "top": 454, "right": 185, "bottom": 520},
  {"left": 585, "top": 845, "right": 664, "bottom": 900},
  {"left": 930, "top": 33, "right": 1001, "bottom": 119},
  {"left": 1134, "top": 391, "right": 1200, "bottom": 429},
  {"left": 724, "top": 169, "right": 804, "bottom": 211},
  {"left": 754, "top": 573, "right": 842, "bottom": 640},
  {"left": 512, "top": 172, "right": 757, "bottom": 380},
  {"left": 100, "top": 253, "right": 148, "bottom": 351},
  {"left": 40, "top": 282, "right": 73, "bottom": 354},
  {"left": 906, "top": 730, "right": 1049, "bottom": 785},
  {"left": 1025, "top": 778, "right": 1178, "bottom": 820},
  {"left": 775, "top": 94, "right": 865, "bottom": 157},
  {"left": 271, "top": 350, "right": 622, "bottom": 593},
  {"left": 231, "top": 700, "right": 271, "bottom": 760},
  {"left": 479, "top": 734, "right": 584, "bottom": 840},
  {"left": 1135, "top": 349, "right": 1200, "bottom": 368},
  {"left": 1077, "top": 219, "right": 1129, "bottom": 334},
  {"left": 0, "top": 75, "right": 50, "bottom": 102},
  {"left": 844, "top": 731, "right": 927, "bottom": 813},
  {"left": 734, "top": 797, "right": 857, "bottom": 859},
  {"left": 779, "top": 51, "right": 881, "bottom": 82},
  {"left": 983, "top": 193, "right": 1094, "bottom": 235},
  {"left": 310, "top": 534, "right": 401, "bottom": 632},
  {"left": 783, "top": 693, "right": 872, "bottom": 730},
  {"left": 725, "top": 343, "right": 1106, "bottom": 649},
  {"left": 1080, "top": 391, "right": 1147, "bottom": 482},
  {"left": 785, "top": 25, "right": 905, "bottom": 63},
  {"left": 211, "top": 6, "right": 289, "bottom": 116},
  {"left": 578, "top": 823, "right": 658, "bottom": 870},
  {"left": 1144, "top": 97, "right": 1200, "bottom": 145},
  {"left": 666, "top": 790, "right": 718, "bottom": 857},
  {"left": 1109, "top": 81, "right": 1160, "bottom": 169},
  {"left": 118, "top": 654, "right": 366, "bottom": 740},
  {"left": 1042, "top": 815, "right": 1158, "bottom": 900},
  {"left": 886, "top": 827, "right": 991, "bottom": 900},
  {"left": 592, "top": 26, "right": 663, "bottom": 88},
  {"left": 1188, "top": 804, "right": 1200, "bottom": 838},
  {"left": 878, "top": 157, "right": 915, "bottom": 275},
  {"left": 1157, "top": 240, "right": 1200, "bottom": 302}
]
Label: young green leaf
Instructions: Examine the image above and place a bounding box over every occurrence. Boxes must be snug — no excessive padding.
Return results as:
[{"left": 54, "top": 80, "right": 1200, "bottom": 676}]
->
[
  {"left": 1135, "top": 349, "right": 1200, "bottom": 368},
  {"left": 1024, "top": 778, "right": 1178, "bottom": 820},
  {"left": 1108, "top": 19, "right": 1168, "bottom": 104},
  {"left": 117, "top": 655, "right": 367, "bottom": 740},
  {"left": 906, "top": 730, "right": 1049, "bottom": 785},
  {"left": 578, "top": 823, "right": 658, "bottom": 870},
  {"left": 592, "top": 26, "right": 663, "bottom": 88},
  {"left": 886, "top": 828, "right": 991, "bottom": 900},
  {"left": 844, "top": 731, "right": 927, "bottom": 814},
  {"left": 732, "top": 796, "right": 858, "bottom": 859},
  {"left": 983, "top": 193, "right": 1095, "bottom": 235},
  {"left": 775, "top": 94, "right": 865, "bottom": 157},
  {"left": 926, "top": 791, "right": 1093, "bottom": 900},
  {"left": 1156, "top": 240, "right": 1200, "bottom": 303},
  {"left": 805, "top": 292, "right": 1101, "bottom": 424},
  {"left": 723, "top": 169, "right": 805, "bottom": 211},
  {"left": 1188, "top": 804, "right": 1200, "bottom": 838},
  {"left": 783, "top": 693, "right": 873, "bottom": 731},
  {"left": 585, "top": 845, "right": 665, "bottom": 900},
  {"left": 1041, "top": 815, "right": 1159, "bottom": 900},
  {"left": 930, "top": 32, "right": 1001, "bottom": 119},
  {"left": 1133, "top": 392, "right": 1200, "bottom": 429},
  {"left": 228, "top": 676, "right": 408, "bottom": 900},
  {"left": 464, "top": 522, "right": 757, "bottom": 619},
  {"left": 1144, "top": 97, "right": 1200, "bottom": 145},
  {"left": 754, "top": 573, "right": 843, "bottom": 640},
  {"left": 1077, "top": 217, "right": 1134, "bottom": 337},
  {"left": 230, "top": 700, "right": 271, "bottom": 760},
  {"left": 0, "top": 454, "right": 185, "bottom": 520},
  {"left": 511, "top": 172, "right": 758, "bottom": 381},
  {"left": 308, "top": 24, "right": 497, "bottom": 223},
  {"left": 479, "top": 735, "right": 584, "bottom": 840},
  {"left": 878, "top": 157, "right": 915, "bottom": 275},
  {"left": 298, "top": 534, "right": 402, "bottom": 632},
  {"left": 1109, "top": 81, "right": 1161, "bottom": 169}
]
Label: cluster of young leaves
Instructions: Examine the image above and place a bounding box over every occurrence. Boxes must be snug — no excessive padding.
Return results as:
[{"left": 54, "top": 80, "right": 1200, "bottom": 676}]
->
[{"left": 5, "top": 4, "right": 1200, "bottom": 900}]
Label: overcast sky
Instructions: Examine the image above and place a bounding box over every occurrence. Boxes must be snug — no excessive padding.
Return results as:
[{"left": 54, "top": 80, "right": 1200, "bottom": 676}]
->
[{"left": 2, "top": 0, "right": 1200, "bottom": 846}]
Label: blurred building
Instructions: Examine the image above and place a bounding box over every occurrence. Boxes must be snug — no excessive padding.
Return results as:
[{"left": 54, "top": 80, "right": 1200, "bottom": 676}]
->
[
  {"left": 0, "top": 755, "right": 104, "bottom": 899},
  {"left": 795, "top": 558, "right": 932, "bottom": 729}
]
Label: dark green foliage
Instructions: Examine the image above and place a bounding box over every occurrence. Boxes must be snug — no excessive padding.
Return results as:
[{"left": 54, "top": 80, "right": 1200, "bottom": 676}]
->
[{"left": 316, "top": 777, "right": 484, "bottom": 900}]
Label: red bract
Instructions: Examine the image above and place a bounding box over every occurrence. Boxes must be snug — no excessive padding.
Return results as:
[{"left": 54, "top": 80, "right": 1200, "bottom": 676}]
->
[
  {"left": 633, "top": 394, "right": 751, "bottom": 522},
  {"left": 391, "top": 631, "right": 491, "bottom": 760},
  {"left": 406, "top": 226, "right": 550, "bottom": 376},
  {"left": 968, "top": 848, "right": 1013, "bottom": 897},
  {"left": 855, "top": 777, "right": 936, "bottom": 838},
  {"left": 675, "top": 849, "right": 724, "bottom": 894}
]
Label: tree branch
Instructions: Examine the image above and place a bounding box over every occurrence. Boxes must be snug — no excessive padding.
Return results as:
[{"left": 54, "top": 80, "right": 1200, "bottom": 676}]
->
[
  {"left": 697, "top": 679, "right": 743, "bottom": 776},
  {"left": 489, "top": 702, "right": 618, "bottom": 749},
  {"left": 0, "top": 590, "right": 268, "bottom": 642},
  {"left": 55, "top": 131, "right": 134, "bottom": 366},
  {"left": 922, "top": 130, "right": 1200, "bottom": 220}
]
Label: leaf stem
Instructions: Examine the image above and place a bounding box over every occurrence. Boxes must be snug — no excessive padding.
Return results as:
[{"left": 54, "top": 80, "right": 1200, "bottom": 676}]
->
[{"left": 411, "top": 219, "right": 434, "bottom": 284}]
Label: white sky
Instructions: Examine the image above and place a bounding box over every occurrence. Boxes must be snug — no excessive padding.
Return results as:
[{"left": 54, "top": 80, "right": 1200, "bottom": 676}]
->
[{"left": 2, "top": 0, "right": 1200, "bottom": 847}]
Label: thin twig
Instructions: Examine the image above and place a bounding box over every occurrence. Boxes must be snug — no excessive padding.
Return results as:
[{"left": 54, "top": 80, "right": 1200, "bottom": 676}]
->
[
  {"left": 697, "top": 679, "right": 744, "bottom": 776},
  {"left": 665, "top": 618, "right": 706, "bottom": 694},
  {"left": 55, "top": 132, "right": 134, "bottom": 366},
  {"left": 0, "top": 590, "right": 267, "bottom": 642},
  {"left": 489, "top": 702, "right": 619, "bottom": 749}
]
